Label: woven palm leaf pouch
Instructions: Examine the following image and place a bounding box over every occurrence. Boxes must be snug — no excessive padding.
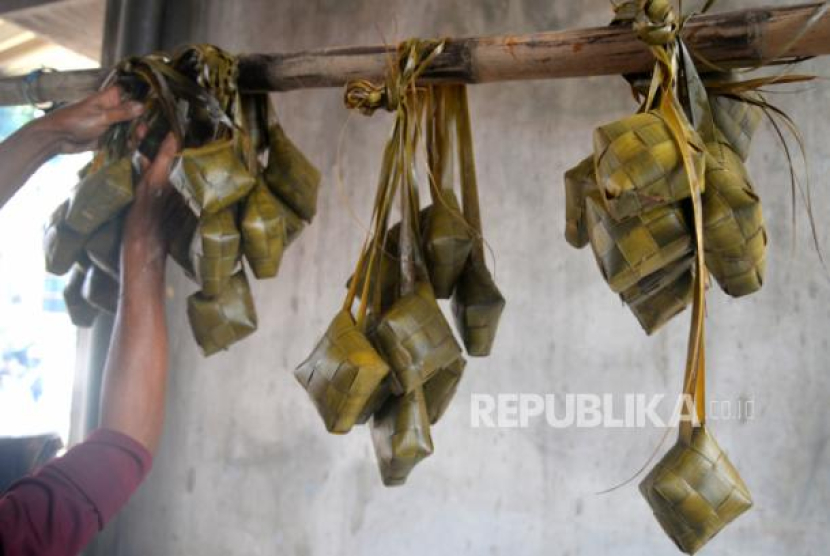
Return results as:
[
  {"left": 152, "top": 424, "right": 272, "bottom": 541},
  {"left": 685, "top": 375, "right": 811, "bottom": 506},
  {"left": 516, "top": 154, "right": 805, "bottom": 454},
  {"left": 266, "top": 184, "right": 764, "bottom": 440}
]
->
[
  {"left": 594, "top": 110, "right": 706, "bottom": 221},
  {"left": 81, "top": 264, "right": 119, "bottom": 315},
  {"left": 371, "top": 384, "right": 434, "bottom": 486},
  {"left": 448, "top": 85, "right": 505, "bottom": 356},
  {"left": 44, "top": 200, "right": 88, "bottom": 276},
  {"left": 423, "top": 86, "right": 473, "bottom": 299},
  {"left": 708, "top": 88, "right": 763, "bottom": 162},
  {"left": 190, "top": 207, "right": 241, "bottom": 297},
  {"left": 85, "top": 216, "right": 124, "bottom": 280},
  {"left": 241, "top": 181, "right": 304, "bottom": 279},
  {"left": 263, "top": 120, "right": 321, "bottom": 223},
  {"left": 170, "top": 138, "right": 256, "bottom": 216},
  {"left": 584, "top": 190, "right": 693, "bottom": 293},
  {"left": 187, "top": 270, "right": 258, "bottom": 356},
  {"left": 65, "top": 155, "right": 134, "bottom": 235},
  {"left": 641, "top": 286, "right": 752, "bottom": 554},
  {"left": 703, "top": 140, "right": 766, "bottom": 297}
]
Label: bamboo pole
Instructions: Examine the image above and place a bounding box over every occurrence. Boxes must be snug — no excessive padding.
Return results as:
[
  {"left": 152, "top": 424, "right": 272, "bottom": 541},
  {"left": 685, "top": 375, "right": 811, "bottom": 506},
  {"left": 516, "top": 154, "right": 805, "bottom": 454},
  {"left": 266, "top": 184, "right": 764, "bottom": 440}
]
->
[{"left": 0, "top": 2, "right": 827, "bottom": 106}]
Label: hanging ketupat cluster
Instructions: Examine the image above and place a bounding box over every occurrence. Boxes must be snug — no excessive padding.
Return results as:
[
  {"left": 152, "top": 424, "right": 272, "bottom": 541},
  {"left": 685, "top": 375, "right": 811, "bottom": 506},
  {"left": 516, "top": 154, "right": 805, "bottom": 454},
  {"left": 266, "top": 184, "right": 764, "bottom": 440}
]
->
[
  {"left": 561, "top": 0, "right": 778, "bottom": 553},
  {"left": 43, "top": 45, "right": 320, "bottom": 356},
  {"left": 295, "top": 40, "right": 504, "bottom": 486}
]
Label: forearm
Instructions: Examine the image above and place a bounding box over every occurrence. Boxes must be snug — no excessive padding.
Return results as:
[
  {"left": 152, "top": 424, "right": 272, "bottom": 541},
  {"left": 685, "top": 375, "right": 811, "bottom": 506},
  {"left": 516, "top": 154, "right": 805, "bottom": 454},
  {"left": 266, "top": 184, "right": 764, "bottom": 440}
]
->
[
  {"left": 0, "top": 119, "right": 63, "bottom": 210},
  {"left": 100, "top": 234, "right": 169, "bottom": 454}
]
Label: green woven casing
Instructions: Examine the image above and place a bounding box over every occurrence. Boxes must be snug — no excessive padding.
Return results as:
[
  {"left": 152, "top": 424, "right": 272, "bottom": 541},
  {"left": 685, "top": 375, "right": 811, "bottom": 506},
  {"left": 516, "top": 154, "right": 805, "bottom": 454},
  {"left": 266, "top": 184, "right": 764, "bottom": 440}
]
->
[
  {"left": 187, "top": 270, "right": 258, "bottom": 356},
  {"left": 422, "top": 358, "right": 465, "bottom": 424},
  {"left": 81, "top": 264, "right": 119, "bottom": 314},
  {"left": 709, "top": 94, "right": 763, "bottom": 162},
  {"left": 585, "top": 191, "right": 693, "bottom": 293},
  {"left": 43, "top": 201, "right": 87, "bottom": 276},
  {"left": 424, "top": 191, "right": 473, "bottom": 298},
  {"left": 241, "top": 183, "right": 286, "bottom": 279},
  {"left": 264, "top": 123, "right": 321, "bottom": 222},
  {"left": 622, "top": 257, "right": 694, "bottom": 334},
  {"left": 451, "top": 259, "right": 505, "bottom": 356},
  {"left": 594, "top": 111, "right": 705, "bottom": 221},
  {"left": 85, "top": 216, "right": 123, "bottom": 280},
  {"left": 65, "top": 157, "right": 134, "bottom": 235},
  {"left": 370, "top": 385, "right": 433, "bottom": 486},
  {"left": 703, "top": 143, "right": 766, "bottom": 297},
  {"left": 168, "top": 207, "right": 199, "bottom": 282},
  {"left": 190, "top": 208, "right": 241, "bottom": 297},
  {"left": 169, "top": 139, "right": 256, "bottom": 216},
  {"left": 373, "top": 283, "right": 465, "bottom": 394},
  {"left": 564, "top": 155, "right": 595, "bottom": 249},
  {"left": 64, "top": 264, "right": 98, "bottom": 327},
  {"left": 295, "top": 310, "right": 391, "bottom": 434},
  {"left": 640, "top": 426, "right": 753, "bottom": 554}
]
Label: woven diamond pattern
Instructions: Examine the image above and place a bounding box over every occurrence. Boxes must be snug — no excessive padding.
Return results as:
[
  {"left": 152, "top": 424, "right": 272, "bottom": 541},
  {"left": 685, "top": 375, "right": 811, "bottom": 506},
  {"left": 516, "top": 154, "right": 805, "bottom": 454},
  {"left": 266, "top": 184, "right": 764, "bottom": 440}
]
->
[
  {"left": 187, "top": 270, "right": 257, "bottom": 356},
  {"left": 709, "top": 93, "right": 763, "bottom": 162},
  {"left": 65, "top": 157, "right": 134, "bottom": 235},
  {"left": 373, "top": 283, "right": 465, "bottom": 394},
  {"left": 424, "top": 190, "right": 473, "bottom": 298},
  {"left": 264, "top": 123, "right": 321, "bottom": 222},
  {"left": 585, "top": 191, "right": 693, "bottom": 293},
  {"left": 170, "top": 139, "right": 256, "bottom": 216},
  {"left": 594, "top": 111, "right": 705, "bottom": 221},
  {"left": 295, "top": 310, "right": 390, "bottom": 434},
  {"left": 191, "top": 208, "right": 241, "bottom": 297},
  {"left": 640, "top": 426, "right": 752, "bottom": 554},
  {"left": 703, "top": 143, "right": 766, "bottom": 297},
  {"left": 370, "top": 385, "right": 433, "bottom": 486}
]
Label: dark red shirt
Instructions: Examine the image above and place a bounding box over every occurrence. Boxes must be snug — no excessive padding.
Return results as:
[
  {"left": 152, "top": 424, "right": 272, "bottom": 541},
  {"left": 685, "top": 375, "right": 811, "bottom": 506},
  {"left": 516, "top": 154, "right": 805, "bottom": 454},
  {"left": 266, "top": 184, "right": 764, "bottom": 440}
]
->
[{"left": 0, "top": 429, "right": 152, "bottom": 556}]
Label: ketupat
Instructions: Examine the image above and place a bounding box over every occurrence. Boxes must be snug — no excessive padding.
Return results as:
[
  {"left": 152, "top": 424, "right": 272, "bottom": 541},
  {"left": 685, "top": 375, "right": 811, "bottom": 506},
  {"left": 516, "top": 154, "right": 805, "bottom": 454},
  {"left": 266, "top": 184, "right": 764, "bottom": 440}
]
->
[
  {"left": 584, "top": 190, "right": 693, "bottom": 293},
  {"left": 640, "top": 425, "right": 753, "bottom": 554},
  {"left": 594, "top": 111, "right": 705, "bottom": 221},
  {"left": 703, "top": 140, "right": 766, "bottom": 297},
  {"left": 169, "top": 138, "right": 256, "bottom": 216},
  {"left": 81, "top": 264, "right": 120, "bottom": 314},
  {"left": 422, "top": 358, "right": 465, "bottom": 424},
  {"left": 85, "top": 216, "right": 124, "bottom": 280},
  {"left": 264, "top": 122, "right": 321, "bottom": 222},
  {"left": 708, "top": 92, "right": 763, "bottom": 163},
  {"left": 295, "top": 310, "right": 390, "bottom": 434},
  {"left": 241, "top": 182, "right": 289, "bottom": 279},
  {"left": 448, "top": 84, "right": 505, "bottom": 356},
  {"left": 190, "top": 207, "right": 241, "bottom": 297},
  {"left": 187, "top": 270, "right": 258, "bottom": 356},
  {"left": 370, "top": 384, "right": 434, "bottom": 486},
  {"left": 44, "top": 201, "right": 88, "bottom": 276},
  {"left": 65, "top": 157, "right": 134, "bottom": 235},
  {"left": 423, "top": 189, "right": 473, "bottom": 299}
]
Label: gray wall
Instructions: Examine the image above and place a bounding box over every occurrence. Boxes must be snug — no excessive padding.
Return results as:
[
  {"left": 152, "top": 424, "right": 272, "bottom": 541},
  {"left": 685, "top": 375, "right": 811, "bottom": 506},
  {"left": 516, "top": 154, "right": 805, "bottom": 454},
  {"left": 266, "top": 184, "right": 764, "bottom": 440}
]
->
[{"left": 108, "top": 1, "right": 830, "bottom": 555}]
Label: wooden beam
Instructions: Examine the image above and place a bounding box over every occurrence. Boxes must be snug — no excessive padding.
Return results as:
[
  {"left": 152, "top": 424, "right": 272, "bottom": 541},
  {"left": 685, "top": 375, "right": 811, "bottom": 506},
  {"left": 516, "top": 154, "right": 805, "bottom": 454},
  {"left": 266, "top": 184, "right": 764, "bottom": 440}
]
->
[{"left": 0, "top": 2, "right": 827, "bottom": 106}]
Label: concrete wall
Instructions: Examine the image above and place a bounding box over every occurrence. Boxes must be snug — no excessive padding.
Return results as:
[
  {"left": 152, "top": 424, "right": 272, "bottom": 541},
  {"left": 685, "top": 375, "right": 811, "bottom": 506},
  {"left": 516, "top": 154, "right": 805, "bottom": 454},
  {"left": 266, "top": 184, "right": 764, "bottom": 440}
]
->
[{"left": 108, "top": 1, "right": 830, "bottom": 555}]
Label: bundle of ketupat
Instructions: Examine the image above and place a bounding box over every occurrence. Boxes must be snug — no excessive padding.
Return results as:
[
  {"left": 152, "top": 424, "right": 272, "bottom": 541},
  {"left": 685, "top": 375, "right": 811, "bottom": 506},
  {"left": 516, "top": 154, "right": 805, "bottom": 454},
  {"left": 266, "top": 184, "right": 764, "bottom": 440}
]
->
[
  {"left": 564, "top": 7, "right": 770, "bottom": 334},
  {"left": 297, "top": 40, "right": 503, "bottom": 486},
  {"left": 42, "top": 45, "right": 320, "bottom": 355},
  {"left": 563, "top": 1, "right": 770, "bottom": 552}
]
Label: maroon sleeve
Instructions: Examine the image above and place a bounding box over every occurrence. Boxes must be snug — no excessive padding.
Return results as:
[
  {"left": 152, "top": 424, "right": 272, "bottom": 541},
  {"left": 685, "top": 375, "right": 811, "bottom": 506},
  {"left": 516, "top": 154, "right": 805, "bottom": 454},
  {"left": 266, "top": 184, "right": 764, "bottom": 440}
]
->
[{"left": 0, "top": 429, "right": 152, "bottom": 556}]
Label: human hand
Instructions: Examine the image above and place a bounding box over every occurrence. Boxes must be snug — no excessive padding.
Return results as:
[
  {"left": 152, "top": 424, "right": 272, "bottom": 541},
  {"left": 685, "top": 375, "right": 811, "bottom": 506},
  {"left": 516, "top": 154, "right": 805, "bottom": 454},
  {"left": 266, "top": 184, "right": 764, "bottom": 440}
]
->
[
  {"left": 37, "top": 86, "right": 144, "bottom": 154},
  {"left": 123, "top": 133, "right": 181, "bottom": 263}
]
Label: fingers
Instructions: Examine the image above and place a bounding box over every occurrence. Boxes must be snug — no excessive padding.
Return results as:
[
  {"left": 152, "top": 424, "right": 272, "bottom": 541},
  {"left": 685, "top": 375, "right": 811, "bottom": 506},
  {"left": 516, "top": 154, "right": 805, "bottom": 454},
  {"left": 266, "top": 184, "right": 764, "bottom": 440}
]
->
[
  {"left": 142, "top": 133, "right": 180, "bottom": 189},
  {"left": 104, "top": 101, "right": 145, "bottom": 125}
]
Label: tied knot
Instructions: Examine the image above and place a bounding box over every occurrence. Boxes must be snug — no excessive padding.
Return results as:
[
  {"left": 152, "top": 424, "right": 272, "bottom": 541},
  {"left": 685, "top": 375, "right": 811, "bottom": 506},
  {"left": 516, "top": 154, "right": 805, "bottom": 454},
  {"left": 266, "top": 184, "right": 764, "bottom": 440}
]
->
[
  {"left": 344, "top": 38, "right": 445, "bottom": 116},
  {"left": 614, "top": 0, "right": 678, "bottom": 46},
  {"left": 344, "top": 79, "right": 398, "bottom": 115}
]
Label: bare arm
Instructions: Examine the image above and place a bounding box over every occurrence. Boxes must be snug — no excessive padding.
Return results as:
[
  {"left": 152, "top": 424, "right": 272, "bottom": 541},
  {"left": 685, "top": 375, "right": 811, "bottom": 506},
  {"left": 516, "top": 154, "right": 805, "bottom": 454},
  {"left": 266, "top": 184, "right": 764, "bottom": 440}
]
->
[
  {"left": 99, "top": 134, "right": 179, "bottom": 455},
  {"left": 0, "top": 87, "right": 143, "bottom": 210}
]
